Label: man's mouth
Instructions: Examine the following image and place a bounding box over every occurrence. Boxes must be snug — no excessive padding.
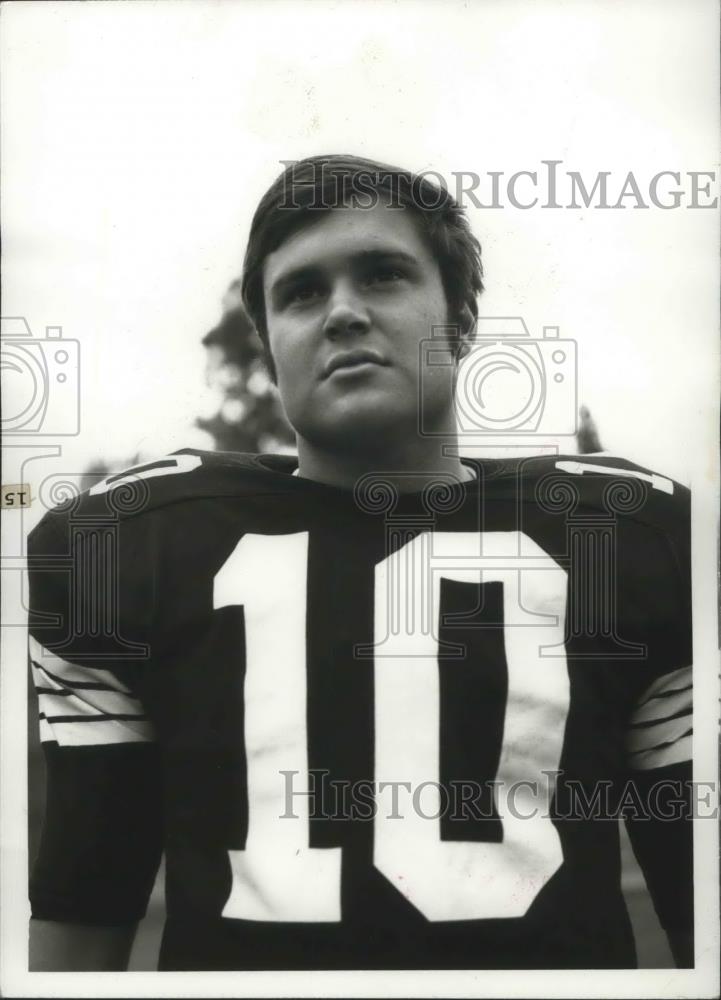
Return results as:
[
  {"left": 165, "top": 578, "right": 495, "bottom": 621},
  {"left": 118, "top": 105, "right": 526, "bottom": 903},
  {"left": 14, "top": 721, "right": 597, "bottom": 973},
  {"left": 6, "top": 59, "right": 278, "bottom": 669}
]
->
[{"left": 323, "top": 349, "right": 388, "bottom": 378}]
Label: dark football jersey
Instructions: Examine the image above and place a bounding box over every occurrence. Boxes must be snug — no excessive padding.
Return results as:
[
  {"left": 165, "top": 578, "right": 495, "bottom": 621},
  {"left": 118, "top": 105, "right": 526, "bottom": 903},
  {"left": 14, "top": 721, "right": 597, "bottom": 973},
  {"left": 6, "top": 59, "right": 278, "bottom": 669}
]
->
[{"left": 27, "top": 450, "right": 693, "bottom": 970}]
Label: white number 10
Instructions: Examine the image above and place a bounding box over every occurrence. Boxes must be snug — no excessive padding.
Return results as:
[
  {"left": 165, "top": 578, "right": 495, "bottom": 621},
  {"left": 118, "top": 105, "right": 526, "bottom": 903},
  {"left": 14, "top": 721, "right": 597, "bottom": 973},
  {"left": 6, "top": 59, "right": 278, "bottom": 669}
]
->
[{"left": 214, "top": 531, "right": 570, "bottom": 923}]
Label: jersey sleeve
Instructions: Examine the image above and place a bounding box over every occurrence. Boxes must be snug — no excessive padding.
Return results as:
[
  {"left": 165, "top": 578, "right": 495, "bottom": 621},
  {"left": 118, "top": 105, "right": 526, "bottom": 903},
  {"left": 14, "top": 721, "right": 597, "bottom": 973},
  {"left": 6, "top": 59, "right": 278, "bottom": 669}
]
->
[
  {"left": 27, "top": 499, "right": 163, "bottom": 925},
  {"left": 618, "top": 481, "right": 693, "bottom": 961},
  {"left": 623, "top": 672, "right": 693, "bottom": 961},
  {"left": 623, "top": 689, "right": 693, "bottom": 964}
]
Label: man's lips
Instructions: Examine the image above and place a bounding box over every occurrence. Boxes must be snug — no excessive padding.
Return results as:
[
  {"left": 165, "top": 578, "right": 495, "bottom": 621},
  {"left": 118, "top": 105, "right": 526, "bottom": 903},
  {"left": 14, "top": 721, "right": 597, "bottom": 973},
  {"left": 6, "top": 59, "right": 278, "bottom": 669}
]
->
[{"left": 323, "top": 349, "right": 388, "bottom": 378}]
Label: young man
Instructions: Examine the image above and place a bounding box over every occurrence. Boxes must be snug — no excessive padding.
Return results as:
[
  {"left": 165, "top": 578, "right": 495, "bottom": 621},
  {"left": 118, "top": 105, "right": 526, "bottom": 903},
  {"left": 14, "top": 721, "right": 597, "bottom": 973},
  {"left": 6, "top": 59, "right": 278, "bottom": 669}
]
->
[{"left": 27, "top": 155, "right": 692, "bottom": 971}]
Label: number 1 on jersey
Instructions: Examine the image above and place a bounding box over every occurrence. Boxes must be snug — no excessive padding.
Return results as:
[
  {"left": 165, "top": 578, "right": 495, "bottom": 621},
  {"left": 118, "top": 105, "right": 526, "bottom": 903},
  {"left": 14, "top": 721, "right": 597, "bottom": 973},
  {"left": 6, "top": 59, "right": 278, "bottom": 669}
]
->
[{"left": 215, "top": 532, "right": 342, "bottom": 921}]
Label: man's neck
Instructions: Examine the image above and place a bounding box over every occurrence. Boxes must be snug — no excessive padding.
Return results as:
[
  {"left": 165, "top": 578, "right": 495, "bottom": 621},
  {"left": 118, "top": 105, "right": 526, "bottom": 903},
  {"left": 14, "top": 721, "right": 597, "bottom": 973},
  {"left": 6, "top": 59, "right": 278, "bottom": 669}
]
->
[{"left": 294, "top": 436, "right": 474, "bottom": 492}]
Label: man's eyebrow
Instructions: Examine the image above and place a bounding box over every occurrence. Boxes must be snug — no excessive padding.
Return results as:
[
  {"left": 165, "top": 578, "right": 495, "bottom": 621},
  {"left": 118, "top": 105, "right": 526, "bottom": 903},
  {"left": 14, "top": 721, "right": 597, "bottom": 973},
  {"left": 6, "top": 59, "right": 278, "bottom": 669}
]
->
[
  {"left": 269, "top": 249, "right": 421, "bottom": 302},
  {"left": 269, "top": 265, "right": 320, "bottom": 303},
  {"left": 353, "top": 248, "right": 420, "bottom": 267}
]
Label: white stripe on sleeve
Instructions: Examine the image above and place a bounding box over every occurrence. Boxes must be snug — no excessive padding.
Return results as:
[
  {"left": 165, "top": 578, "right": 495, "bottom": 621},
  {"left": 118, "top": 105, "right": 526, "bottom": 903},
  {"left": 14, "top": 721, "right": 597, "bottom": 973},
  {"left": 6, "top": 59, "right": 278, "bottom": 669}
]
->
[
  {"left": 29, "top": 639, "right": 154, "bottom": 746},
  {"left": 627, "top": 666, "right": 692, "bottom": 771}
]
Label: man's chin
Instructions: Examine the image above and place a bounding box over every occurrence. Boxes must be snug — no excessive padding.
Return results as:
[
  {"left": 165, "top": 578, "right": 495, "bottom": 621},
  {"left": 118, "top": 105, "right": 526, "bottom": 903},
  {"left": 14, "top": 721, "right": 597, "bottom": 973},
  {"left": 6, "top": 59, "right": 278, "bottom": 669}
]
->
[
  {"left": 291, "top": 391, "right": 458, "bottom": 454},
  {"left": 299, "top": 403, "right": 417, "bottom": 452}
]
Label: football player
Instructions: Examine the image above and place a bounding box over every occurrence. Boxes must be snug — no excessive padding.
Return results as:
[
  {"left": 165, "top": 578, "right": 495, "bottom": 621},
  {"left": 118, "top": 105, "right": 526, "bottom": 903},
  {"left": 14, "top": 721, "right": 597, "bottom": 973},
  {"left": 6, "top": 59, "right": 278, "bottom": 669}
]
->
[{"left": 27, "top": 155, "right": 692, "bottom": 971}]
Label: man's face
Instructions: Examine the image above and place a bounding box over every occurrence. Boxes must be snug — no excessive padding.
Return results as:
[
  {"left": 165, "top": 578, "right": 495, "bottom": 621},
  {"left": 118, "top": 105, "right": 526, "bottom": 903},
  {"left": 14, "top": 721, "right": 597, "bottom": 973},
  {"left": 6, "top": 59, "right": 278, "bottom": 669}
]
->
[{"left": 262, "top": 204, "right": 460, "bottom": 451}]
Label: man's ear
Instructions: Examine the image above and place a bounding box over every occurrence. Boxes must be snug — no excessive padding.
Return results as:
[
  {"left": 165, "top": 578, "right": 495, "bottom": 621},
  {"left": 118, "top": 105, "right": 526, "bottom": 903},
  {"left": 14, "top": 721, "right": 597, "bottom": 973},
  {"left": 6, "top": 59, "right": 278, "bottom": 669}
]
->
[{"left": 456, "top": 304, "right": 476, "bottom": 360}]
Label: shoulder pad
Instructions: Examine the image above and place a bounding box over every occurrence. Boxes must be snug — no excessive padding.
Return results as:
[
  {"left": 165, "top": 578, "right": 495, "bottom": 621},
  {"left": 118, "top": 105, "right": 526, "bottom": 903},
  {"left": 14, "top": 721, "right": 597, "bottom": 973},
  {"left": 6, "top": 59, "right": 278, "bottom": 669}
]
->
[
  {"left": 31, "top": 448, "right": 299, "bottom": 532},
  {"left": 513, "top": 452, "right": 689, "bottom": 535},
  {"left": 465, "top": 453, "right": 688, "bottom": 534}
]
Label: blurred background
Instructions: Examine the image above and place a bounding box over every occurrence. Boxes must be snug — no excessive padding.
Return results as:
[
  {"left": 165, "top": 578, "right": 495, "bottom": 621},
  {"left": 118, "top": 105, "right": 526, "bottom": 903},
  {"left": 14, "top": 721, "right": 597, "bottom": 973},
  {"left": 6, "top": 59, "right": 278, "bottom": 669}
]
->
[{"left": 4, "top": 0, "right": 718, "bottom": 972}]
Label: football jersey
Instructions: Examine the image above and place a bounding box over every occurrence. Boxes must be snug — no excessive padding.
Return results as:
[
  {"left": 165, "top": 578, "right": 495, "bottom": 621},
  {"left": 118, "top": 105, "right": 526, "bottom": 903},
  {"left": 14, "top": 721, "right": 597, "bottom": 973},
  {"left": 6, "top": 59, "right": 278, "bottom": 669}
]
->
[{"left": 27, "top": 449, "right": 693, "bottom": 970}]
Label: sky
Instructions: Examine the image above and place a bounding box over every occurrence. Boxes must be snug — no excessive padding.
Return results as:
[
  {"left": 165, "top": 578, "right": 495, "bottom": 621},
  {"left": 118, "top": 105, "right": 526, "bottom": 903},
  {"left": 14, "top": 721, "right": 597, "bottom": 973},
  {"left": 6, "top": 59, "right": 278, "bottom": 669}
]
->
[{"left": 2, "top": 0, "right": 719, "bottom": 493}]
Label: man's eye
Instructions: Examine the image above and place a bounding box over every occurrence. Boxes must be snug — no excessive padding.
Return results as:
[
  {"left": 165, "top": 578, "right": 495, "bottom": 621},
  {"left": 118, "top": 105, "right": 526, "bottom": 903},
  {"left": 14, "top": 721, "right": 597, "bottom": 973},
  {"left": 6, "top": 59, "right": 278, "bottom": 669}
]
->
[
  {"left": 288, "top": 284, "right": 323, "bottom": 304},
  {"left": 367, "top": 267, "right": 404, "bottom": 285}
]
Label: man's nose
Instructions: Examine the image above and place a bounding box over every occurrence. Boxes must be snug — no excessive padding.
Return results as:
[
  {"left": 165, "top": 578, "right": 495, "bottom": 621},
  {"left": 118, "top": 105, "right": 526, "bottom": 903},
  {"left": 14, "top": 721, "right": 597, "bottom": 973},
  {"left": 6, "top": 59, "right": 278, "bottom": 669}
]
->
[{"left": 322, "top": 283, "right": 371, "bottom": 339}]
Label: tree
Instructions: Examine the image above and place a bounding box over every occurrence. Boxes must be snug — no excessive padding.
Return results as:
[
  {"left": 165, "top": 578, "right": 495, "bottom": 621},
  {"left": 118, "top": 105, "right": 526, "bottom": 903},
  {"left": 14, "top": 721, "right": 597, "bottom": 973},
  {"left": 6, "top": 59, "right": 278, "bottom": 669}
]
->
[
  {"left": 195, "top": 280, "right": 296, "bottom": 455},
  {"left": 576, "top": 404, "right": 603, "bottom": 454}
]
